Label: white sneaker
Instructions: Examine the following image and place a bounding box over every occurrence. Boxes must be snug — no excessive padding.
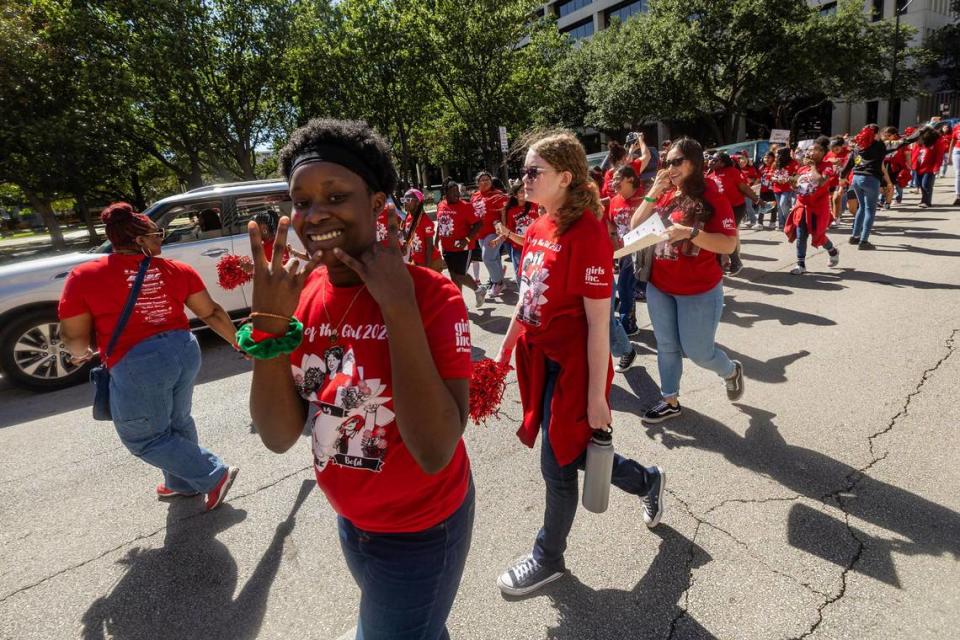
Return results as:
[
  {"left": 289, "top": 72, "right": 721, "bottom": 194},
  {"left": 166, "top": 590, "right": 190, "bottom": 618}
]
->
[
  {"left": 490, "top": 283, "right": 504, "bottom": 298},
  {"left": 751, "top": 223, "right": 764, "bottom": 230},
  {"left": 829, "top": 249, "right": 839, "bottom": 267},
  {"left": 790, "top": 264, "right": 806, "bottom": 275},
  {"left": 474, "top": 286, "right": 486, "bottom": 308}
]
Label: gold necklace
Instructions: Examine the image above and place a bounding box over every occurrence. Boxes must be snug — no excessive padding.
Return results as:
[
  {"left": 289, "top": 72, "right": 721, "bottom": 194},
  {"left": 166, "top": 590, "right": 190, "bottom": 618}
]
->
[{"left": 321, "top": 276, "right": 367, "bottom": 344}]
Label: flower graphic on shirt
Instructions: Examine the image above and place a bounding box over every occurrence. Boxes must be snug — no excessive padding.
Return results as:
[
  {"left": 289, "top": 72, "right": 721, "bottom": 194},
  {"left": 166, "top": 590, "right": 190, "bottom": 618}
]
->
[
  {"left": 411, "top": 234, "right": 423, "bottom": 255},
  {"left": 795, "top": 173, "right": 818, "bottom": 196},
  {"left": 515, "top": 214, "right": 532, "bottom": 237},
  {"left": 376, "top": 221, "right": 388, "bottom": 242},
  {"left": 472, "top": 198, "right": 486, "bottom": 217},
  {"left": 437, "top": 213, "right": 454, "bottom": 238},
  {"left": 518, "top": 251, "right": 549, "bottom": 327}
]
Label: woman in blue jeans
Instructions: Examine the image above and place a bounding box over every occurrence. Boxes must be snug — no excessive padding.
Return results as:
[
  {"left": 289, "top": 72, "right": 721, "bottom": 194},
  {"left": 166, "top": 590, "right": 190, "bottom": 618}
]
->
[
  {"left": 629, "top": 138, "right": 744, "bottom": 423},
  {"left": 59, "top": 202, "right": 240, "bottom": 510}
]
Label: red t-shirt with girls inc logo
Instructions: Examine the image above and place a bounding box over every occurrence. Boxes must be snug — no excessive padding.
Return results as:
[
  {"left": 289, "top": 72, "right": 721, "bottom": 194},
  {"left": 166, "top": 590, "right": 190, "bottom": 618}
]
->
[
  {"left": 517, "top": 211, "right": 613, "bottom": 333},
  {"left": 472, "top": 190, "right": 509, "bottom": 239},
  {"left": 505, "top": 202, "right": 540, "bottom": 248},
  {"left": 291, "top": 266, "right": 472, "bottom": 533},
  {"left": 794, "top": 161, "right": 835, "bottom": 213},
  {"left": 605, "top": 192, "right": 645, "bottom": 242},
  {"left": 650, "top": 180, "right": 737, "bottom": 297},
  {"left": 58, "top": 254, "right": 205, "bottom": 367},
  {"left": 435, "top": 200, "right": 479, "bottom": 253},
  {"left": 709, "top": 166, "right": 747, "bottom": 207},
  {"left": 402, "top": 213, "right": 441, "bottom": 266}
]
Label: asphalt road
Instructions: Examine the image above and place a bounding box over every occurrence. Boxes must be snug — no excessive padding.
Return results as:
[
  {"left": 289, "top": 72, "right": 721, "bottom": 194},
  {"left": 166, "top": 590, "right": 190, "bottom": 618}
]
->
[{"left": 1, "top": 178, "right": 958, "bottom": 640}]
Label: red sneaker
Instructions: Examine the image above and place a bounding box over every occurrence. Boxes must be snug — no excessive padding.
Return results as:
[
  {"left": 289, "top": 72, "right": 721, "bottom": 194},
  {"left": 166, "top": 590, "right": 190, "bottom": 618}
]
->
[
  {"left": 205, "top": 467, "right": 239, "bottom": 511},
  {"left": 156, "top": 484, "right": 199, "bottom": 499}
]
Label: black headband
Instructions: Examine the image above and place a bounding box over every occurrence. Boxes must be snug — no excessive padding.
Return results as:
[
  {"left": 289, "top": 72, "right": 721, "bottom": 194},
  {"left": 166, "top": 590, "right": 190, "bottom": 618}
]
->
[{"left": 289, "top": 144, "right": 383, "bottom": 192}]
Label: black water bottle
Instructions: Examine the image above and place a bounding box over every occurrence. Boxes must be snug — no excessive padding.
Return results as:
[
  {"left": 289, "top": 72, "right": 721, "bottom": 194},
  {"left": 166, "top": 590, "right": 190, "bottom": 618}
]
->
[{"left": 582, "top": 428, "right": 614, "bottom": 514}]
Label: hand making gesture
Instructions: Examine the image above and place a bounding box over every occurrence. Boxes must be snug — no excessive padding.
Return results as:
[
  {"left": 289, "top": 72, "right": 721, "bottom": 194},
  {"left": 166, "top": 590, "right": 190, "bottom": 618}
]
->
[
  {"left": 333, "top": 222, "right": 416, "bottom": 316},
  {"left": 247, "top": 216, "right": 321, "bottom": 334}
]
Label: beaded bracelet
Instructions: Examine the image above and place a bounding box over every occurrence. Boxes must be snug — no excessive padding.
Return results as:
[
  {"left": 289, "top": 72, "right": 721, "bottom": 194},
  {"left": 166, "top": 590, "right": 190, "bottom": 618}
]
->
[{"left": 236, "top": 317, "right": 304, "bottom": 359}]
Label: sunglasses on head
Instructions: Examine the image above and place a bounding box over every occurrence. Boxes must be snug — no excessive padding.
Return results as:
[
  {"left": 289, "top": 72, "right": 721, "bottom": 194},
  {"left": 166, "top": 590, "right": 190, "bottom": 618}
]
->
[
  {"left": 521, "top": 166, "right": 552, "bottom": 180},
  {"left": 664, "top": 157, "right": 685, "bottom": 168}
]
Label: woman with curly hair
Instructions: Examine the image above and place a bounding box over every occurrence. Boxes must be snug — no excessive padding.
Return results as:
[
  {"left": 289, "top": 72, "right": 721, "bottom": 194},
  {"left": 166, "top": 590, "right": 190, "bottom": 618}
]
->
[
  {"left": 494, "top": 130, "right": 666, "bottom": 597},
  {"left": 629, "top": 138, "right": 744, "bottom": 424},
  {"left": 247, "top": 118, "right": 475, "bottom": 639}
]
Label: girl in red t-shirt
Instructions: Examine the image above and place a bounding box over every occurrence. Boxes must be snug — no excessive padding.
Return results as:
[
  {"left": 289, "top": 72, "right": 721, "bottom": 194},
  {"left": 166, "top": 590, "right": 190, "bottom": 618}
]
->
[
  {"left": 783, "top": 141, "right": 841, "bottom": 274},
  {"left": 58, "top": 202, "right": 240, "bottom": 511},
  {"left": 914, "top": 126, "right": 948, "bottom": 208},
  {"left": 629, "top": 137, "right": 744, "bottom": 423},
  {"left": 437, "top": 179, "right": 486, "bottom": 308},
  {"left": 399, "top": 188, "right": 442, "bottom": 271},
  {"left": 494, "top": 181, "right": 539, "bottom": 282},
  {"left": 758, "top": 151, "right": 778, "bottom": 228},
  {"left": 247, "top": 119, "right": 475, "bottom": 638},
  {"left": 493, "top": 131, "right": 665, "bottom": 597},
  {"left": 772, "top": 147, "right": 799, "bottom": 230},
  {"left": 472, "top": 171, "right": 509, "bottom": 298}
]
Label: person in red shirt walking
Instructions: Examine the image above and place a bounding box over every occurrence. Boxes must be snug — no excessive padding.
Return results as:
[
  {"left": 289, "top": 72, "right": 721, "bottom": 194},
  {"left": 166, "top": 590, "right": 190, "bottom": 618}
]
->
[
  {"left": 629, "top": 138, "right": 744, "bottom": 423},
  {"left": 707, "top": 152, "right": 758, "bottom": 275},
  {"left": 437, "top": 179, "right": 486, "bottom": 308},
  {"left": 247, "top": 119, "right": 475, "bottom": 639},
  {"left": 494, "top": 130, "right": 666, "bottom": 597},
  {"left": 914, "top": 126, "right": 948, "bottom": 208},
  {"left": 757, "top": 151, "right": 778, "bottom": 229},
  {"left": 399, "top": 188, "right": 442, "bottom": 272},
  {"left": 472, "top": 171, "right": 510, "bottom": 298},
  {"left": 494, "top": 181, "right": 539, "bottom": 282},
  {"left": 950, "top": 123, "right": 960, "bottom": 206},
  {"left": 772, "top": 147, "right": 800, "bottom": 230},
  {"left": 783, "top": 141, "right": 841, "bottom": 274},
  {"left": 58, "top": 203, "right": 240, "bottom": 511}
]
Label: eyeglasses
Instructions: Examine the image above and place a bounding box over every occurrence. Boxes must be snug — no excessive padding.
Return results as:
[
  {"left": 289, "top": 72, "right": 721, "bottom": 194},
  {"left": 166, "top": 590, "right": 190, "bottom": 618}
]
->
[
  {"left": 521, "top": 166, "right": 553, "bottom": 180},
  {"left": 142, "top": 229, "right": 165, "bottom": 240},
  {"left": 664, "top": 157, "right": 686, "bottom": 168}
]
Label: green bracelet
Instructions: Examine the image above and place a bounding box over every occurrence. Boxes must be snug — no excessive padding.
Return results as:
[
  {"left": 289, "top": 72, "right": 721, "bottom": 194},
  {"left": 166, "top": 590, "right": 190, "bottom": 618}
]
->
[
  {"left": 236, "top": 318, "right": 304, "bottom": 360},
  {"left": 643, "top": 195, "right": 657, "bottom": 203}
]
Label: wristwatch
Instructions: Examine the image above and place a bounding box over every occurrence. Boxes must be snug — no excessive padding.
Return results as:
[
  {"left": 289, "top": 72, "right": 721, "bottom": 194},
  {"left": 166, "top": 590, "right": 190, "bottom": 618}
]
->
[{"left": 689, "top": 226, "right": 700, "bottom": 240}]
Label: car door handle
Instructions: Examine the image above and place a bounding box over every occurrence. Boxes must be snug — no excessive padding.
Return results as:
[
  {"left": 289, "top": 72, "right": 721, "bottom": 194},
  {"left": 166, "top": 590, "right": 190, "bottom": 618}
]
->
[{"left": 201, "top": 247, "right": 229, "bottom": 257}]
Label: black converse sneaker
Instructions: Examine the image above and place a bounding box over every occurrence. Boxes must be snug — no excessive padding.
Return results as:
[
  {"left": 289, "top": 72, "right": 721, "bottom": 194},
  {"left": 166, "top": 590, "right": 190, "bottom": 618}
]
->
[
  {"left": 616, "top": 348, "right": 637, "bottom": 373},
  {"left": 497, "top": 553, "right": 564, "bottom": 596},
  {"left": 725, "top": 360, "right": 744, "bottom": 401},
  {"left": 642, "top": 400, "right": 681, "bottom": 424},
  {"left": 642, "top": 466, "right": 666, "bottom": 528}
]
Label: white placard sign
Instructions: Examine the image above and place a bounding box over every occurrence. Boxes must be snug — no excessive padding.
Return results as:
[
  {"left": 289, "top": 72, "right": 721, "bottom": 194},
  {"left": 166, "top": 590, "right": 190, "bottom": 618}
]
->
[
  {"left": 614, "top": 214, "right": 666, "bottom": 258},
  {"left": 769, "top": 129, "right": 790, "bottom": 144}
]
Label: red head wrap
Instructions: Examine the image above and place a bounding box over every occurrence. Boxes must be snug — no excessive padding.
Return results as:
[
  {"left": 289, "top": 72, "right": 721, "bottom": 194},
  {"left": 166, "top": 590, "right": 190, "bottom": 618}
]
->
[{"left": 852, "top": 126, "right": 878, "bottom": 150}]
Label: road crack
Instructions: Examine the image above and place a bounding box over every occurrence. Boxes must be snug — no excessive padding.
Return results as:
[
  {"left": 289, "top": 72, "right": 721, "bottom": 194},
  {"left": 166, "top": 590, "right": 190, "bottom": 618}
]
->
[
  {"left": 789, "top": 328, "right": 958, "bottom": 640},
  {"left": 0, "top": 465, "right": 313, "bottom": 604}
]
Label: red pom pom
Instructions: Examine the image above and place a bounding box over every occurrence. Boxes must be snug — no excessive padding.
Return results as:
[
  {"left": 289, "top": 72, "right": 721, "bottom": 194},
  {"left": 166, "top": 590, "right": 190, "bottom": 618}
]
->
[
  {"left": 216, "top": 254, "right": 253, "bottom": 291},
  {"left": 469, "top": 358, "right": 512, "bottom": 425}
]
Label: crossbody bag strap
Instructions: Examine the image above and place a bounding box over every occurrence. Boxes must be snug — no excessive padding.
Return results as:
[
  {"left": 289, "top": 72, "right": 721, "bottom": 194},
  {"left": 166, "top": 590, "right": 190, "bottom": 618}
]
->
[
  {"left": 103, "top": 256, "right": 152, "bottom": 365},
  {"left": 402, "top": 208, "right": 425, "bottom": 254}
]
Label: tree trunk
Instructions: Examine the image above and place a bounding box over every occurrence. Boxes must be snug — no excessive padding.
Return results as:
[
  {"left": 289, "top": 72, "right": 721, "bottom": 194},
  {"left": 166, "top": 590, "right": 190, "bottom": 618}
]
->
[
  {"left": 237, "top": 148, "right": 256, "bottom": 180},
  {"left": 26, "top": 192, "right": 66, "bottom": 251},
  {"left": 130, "top": 171, "right": 147, "bottom": 211},
  {"left": 74, "top": 192, "right": 98, "bottom": 244},
  {"left": 188, "top": 155, "right": 205, "bottom": 190}
]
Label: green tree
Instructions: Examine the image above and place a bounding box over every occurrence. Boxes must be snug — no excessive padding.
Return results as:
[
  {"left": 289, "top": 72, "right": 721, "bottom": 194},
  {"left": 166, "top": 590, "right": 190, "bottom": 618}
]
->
[{"left": 923, "top": 0, "right": 960, "bottom": 93}]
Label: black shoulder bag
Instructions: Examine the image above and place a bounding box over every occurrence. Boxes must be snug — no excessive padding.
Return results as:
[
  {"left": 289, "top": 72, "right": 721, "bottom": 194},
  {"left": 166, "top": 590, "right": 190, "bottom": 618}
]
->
[{"left": 90, "top": 256, "right": 152, "bottom": 421}]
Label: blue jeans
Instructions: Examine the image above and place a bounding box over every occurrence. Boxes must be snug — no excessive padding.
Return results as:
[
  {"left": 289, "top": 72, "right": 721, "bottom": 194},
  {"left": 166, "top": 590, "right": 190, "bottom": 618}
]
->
[
  {"left": 851, "top": 174, "right": 881, "bottom": 242},
  {"left": 796, "top": 214, "right": 834, "bottom": 263},
  {"left": 532, "top": 359, "right": 652, "bottom": 571},
  {"left": 953, "top": 150, "right": 960, "bottom": 196},
  {"left": 109, "top": 330, "right": 227, "bottom": 493},
  {"left": 743, "top": 198, "right": 757, "bottom": 225},
  {"left": 615, "top": 256, "right": 636, "bottom": 329},
  {"left": 775, "top": 192, "right": 795, "bottom": 228},
  {"left": 509, "top": 244, "right": 523, "bottom": 281},
  {"left": 609, "top": 294, "right": 631, "bottom": 358},
  {"left": 338, "top": 482, "right": 475, "bottom": 640},
  {"left": 481, "top": 233, "right": 504, "bottom": 285},
  {"left": 646, "top": 281, "right": 735, "bottom": 399},
  {"left": 919, "top": 172, "right": 936, "bottom": 206}
]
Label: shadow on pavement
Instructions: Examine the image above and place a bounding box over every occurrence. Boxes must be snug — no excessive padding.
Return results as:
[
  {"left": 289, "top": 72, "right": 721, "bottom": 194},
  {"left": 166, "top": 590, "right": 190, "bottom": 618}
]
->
[
  {"left": 717, "top": 346, "right": 810, "bottom": 385},
  {"left": 81, "top": 478, "right": 313, "bottom": 640},
  {"left": 721, "top": 297, "right": 837, "bottom": 328},
  {"left": 875, "top": 243, "right": 960, "bottom": 258},
  {"left": 643, "top": 404, "right": 960, "bottom": 588},
  {"left": 0, "top": 333, "right": 249, "bottom": 430},
  {"left": 504, "top": 525, "right": 715, "bottom": 640}
]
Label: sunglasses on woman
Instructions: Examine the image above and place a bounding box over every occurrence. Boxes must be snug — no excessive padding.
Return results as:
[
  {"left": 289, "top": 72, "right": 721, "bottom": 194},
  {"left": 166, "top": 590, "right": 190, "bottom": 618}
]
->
[
  {"left": 142, "top": 229, "right": 165, "bottom": 240},
  {"left": 664, "top": 157, "right": 686, "bottom": 168},
  {"left": 521, "top": 166, "right": 554, "bottom": 180}
]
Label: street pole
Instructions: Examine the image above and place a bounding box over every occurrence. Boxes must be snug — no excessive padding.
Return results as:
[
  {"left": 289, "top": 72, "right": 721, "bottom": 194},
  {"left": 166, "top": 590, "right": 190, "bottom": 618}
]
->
[{"left": 889, "top": 0, "right": 915, "bottom": 127}]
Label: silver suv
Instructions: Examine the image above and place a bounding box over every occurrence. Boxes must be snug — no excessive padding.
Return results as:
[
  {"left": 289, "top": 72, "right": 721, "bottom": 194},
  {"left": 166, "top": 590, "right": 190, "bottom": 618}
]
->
[{"left": 0, "top": 180, "right": 293, "bottom": 391}]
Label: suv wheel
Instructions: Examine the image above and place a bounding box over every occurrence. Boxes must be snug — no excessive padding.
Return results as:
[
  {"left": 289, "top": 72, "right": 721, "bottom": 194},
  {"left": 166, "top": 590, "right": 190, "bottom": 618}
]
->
[{"left": 0, "top": 308, "right": 92, "bottom": 391}]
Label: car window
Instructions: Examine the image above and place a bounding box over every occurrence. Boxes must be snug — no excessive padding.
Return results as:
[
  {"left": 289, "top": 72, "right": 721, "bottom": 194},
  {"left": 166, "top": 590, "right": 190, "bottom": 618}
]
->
[
  {"left": 229, "top": 194, "right": 292, "bottom": 237},
  {"left": 159, "top": 201, "right": 225, "bottom": 245}
]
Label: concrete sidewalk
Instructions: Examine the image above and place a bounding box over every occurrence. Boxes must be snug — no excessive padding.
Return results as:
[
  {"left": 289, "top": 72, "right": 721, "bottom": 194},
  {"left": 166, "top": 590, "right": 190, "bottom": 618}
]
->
[{"left": 0, "top": 178, "right": 958, "bottom": 639}]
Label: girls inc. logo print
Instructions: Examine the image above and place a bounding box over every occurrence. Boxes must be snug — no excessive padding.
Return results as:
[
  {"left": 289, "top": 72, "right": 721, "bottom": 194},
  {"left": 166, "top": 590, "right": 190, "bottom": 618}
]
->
[{"left": 293, "top": 348, "right": 394, "bottom": 473}]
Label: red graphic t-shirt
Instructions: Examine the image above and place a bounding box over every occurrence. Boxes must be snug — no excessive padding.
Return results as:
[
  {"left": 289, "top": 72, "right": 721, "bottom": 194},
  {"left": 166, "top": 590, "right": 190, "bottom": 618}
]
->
[
  {"left": 517, "top": 211, "right": 613, "bottom": 333},
  {"left": 58, "top": 255, "right": 205, "bottom": 367},
  {"left": 823, "top": 149, "right": 851, "bottom": 189},
  {"left": 771, "top": 160, "right": 800, "bottom": 193},
  {"left": 605, "top": 192, "right": 645, "bottom": 242},
  {"left": 759, "top": 164, "right": 776, "bottom": 193},
  {"left": 794, "top": 161, "right": 835, "bottom": 215},
  {"left": 291, "top": 266, "right": 472, "bottom": 533},
  {"left": 402, "top": 213, "right": 441, "bottom": 266},
  {"left": 436, "top": 200, "right": 479, "bottom": 253},
  {"left": 505, "top": 202, "right": 540, "bottom": 248},
  {"left": 708, "top": 166, "right": 747, "bottom": 207},
  {"left": 739, "top": 164, "right": 759, "bottom": 185},
  {"left": 472, "top": 190, "right": 509, "bottom": 239},
  {"left": 649, "top": 181, "right": 737, "bottom": 296}
]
